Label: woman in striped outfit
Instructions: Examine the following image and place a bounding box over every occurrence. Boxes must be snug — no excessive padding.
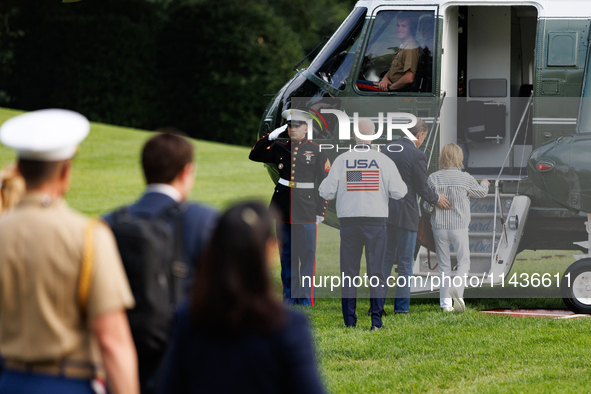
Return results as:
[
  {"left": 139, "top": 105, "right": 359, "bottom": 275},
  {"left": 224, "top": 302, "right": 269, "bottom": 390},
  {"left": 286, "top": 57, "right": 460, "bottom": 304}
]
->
[{"left": 428, "top": 144, "right": 489, "bottom": 312}]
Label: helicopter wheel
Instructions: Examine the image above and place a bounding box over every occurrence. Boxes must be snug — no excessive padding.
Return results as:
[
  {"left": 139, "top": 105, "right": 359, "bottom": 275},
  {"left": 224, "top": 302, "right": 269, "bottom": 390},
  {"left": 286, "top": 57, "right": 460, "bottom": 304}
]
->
[{"left": 561, "top": 258, "right": 591, "bottom": 314}]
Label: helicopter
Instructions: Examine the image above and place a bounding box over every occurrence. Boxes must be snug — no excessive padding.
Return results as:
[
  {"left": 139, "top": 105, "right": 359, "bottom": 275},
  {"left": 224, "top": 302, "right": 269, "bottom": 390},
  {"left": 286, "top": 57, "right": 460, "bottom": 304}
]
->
[{"left": 257, "top": 0, "right": 591, "bottom": 313}]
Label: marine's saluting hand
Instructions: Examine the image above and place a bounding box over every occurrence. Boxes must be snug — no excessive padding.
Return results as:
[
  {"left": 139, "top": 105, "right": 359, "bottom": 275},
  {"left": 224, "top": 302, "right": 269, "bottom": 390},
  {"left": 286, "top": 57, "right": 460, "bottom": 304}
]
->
[{"left": 268, "top": 124, "right": 288, "bottom": 141}]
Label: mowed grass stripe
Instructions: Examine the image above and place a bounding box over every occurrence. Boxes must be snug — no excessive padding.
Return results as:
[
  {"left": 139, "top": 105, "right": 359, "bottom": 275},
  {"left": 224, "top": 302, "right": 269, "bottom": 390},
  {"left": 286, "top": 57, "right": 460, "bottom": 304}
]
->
[
  {"left": 0, "top": 108, "right": 272, "bottom": 214},
  {"left": 1, "top": 108, "right": 590, "bottom": 393}
]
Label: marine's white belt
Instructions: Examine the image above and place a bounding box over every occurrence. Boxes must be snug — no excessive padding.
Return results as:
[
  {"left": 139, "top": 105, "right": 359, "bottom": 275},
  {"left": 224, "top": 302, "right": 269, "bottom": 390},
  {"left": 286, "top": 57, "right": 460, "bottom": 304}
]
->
[{"left": 278, "top": 178, "right": 314, "bottom": 189}]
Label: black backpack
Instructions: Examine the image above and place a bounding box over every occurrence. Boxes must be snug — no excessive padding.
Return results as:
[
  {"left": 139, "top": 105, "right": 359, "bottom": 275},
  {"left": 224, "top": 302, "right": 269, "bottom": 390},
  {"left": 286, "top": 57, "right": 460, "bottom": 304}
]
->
[{"left": 109, "top": 203, "right": 189, "bottom": 356}]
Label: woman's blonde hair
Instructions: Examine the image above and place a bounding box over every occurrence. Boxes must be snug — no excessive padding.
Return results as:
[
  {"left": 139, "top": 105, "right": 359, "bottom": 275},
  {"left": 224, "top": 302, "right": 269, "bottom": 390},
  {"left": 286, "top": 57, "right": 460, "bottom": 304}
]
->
[
  {"left": 439, "top": 143, "right": 464, "bottom": 170},
  {"left": 0, "top": 164, "right": 25, "bottom": 215}
]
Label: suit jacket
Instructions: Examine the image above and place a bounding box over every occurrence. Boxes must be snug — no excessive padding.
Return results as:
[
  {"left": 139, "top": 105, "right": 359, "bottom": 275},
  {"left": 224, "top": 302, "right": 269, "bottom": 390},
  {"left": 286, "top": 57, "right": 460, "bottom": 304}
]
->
[
  {"left": 156, "top": 305, "right": 326, "bottom": 394},
  {"left": 104, "top": 192, "right": 219, "bottom": 269},
  {"left": 383, "top": 137, "right": 439, "bottom": 231}
]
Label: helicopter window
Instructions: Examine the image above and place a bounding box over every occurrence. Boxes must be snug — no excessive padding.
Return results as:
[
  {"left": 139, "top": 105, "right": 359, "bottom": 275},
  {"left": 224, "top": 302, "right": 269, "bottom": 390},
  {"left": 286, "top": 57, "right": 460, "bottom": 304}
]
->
[
  {"left": 356, "top": 10, "right": 436, "bottom": 94},
  {"left": 547, "top": 32, "right": 577, "bottom": 67},
  {"left": 308, "top": 7, "right": 367, "bottom": 91}
]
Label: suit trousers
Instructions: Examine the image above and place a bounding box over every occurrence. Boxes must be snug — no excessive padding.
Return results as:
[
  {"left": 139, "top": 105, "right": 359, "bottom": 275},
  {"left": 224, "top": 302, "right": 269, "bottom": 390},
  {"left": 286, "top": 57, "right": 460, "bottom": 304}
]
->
[
  {"left": 383, "top": 225, "right": 417, "bottom": 313},
  {"left": 433, "top": 228, "right": 471, "bottom": 308},
  {"left": 0, "top": 370, "right": 94, "bottom": 394},
  {"left": 340, "top": 224, "right": 387, "bottom": 327},
  {"left": 277, "top": 222, "right": 317, "bottom": 306}
]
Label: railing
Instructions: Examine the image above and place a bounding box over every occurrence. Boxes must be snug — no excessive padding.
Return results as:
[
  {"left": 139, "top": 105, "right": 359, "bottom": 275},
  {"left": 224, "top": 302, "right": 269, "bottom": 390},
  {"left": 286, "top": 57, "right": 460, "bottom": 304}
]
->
[
  {"left": 490, "top": 92, "right": 534, "bottom": 273},
  {"left": 424, "top": 91, "right": 446, "bottom": 169}
]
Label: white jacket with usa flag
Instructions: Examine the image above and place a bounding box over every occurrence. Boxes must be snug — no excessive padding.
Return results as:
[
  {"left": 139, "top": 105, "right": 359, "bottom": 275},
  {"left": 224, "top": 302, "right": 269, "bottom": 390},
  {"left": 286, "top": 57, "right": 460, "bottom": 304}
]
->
[{"left": 319, "top": 145, "right": 407, "bottom": 221}]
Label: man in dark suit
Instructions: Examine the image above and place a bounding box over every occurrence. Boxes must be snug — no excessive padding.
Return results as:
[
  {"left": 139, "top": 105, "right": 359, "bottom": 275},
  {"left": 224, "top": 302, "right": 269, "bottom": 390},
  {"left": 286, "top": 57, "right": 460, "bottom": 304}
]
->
[
  {"left": 104, "top": 132, "right": 218, "bottom": 393},
  {"left": 382, "top": 119, "right": 450, "bottom": 313}
]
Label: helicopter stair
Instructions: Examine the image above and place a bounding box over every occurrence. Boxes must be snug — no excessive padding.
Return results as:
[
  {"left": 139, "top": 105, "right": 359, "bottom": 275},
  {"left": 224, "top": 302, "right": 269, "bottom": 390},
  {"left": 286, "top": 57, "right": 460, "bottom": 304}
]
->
[{"left": 410, "top": 194, "right": 531, "bottom": 294}]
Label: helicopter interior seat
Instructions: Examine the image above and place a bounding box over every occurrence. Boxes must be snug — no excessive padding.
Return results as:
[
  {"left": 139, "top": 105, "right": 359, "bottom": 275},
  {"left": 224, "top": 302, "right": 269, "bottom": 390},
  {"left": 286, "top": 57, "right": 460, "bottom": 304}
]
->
[
  {"left": 462, "top": 101, "right": 487, "bottom": 142},
  {"left": 462, "top": 79, "right": 507, "bottom": 143},
  {"left": 413, "top": 46, "right": 433, "bottom": 93},
  {"left": 462, "top": 101, "right": 506, "bottom": 143}
]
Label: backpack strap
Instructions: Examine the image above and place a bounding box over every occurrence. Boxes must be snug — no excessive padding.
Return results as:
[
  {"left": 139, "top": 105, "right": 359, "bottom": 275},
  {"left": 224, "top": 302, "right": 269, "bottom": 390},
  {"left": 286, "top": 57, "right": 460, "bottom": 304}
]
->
[
  {"left": 110, "top": 206, "right": 135, "bottom": 225},
  {"left": 160, "top": 202, "right": 189, "bottom": 304},
  {"left": 79, "top": 218, "right": 99, "bottom": 316}
]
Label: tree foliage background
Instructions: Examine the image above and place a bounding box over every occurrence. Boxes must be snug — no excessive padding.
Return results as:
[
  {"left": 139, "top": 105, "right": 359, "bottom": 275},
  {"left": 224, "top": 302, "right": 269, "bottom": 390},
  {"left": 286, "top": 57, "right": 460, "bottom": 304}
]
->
[{"left": 0, "top": 0, "right": 355, "bottom": 145}]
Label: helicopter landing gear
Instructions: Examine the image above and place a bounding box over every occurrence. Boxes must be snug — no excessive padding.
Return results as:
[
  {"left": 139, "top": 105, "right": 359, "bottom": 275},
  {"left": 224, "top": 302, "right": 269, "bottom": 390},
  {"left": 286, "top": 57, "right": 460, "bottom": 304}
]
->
[
  {"left": 562, "top": 214, "right": 591, "bottom": 314},
  {"left": 561, "top": 258, "right": 591, "bottom": 314}
]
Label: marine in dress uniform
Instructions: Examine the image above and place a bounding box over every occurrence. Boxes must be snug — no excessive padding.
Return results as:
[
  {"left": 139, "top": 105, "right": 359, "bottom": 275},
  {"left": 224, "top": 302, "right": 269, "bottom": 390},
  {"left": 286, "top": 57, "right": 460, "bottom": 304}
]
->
[
  {"left": 0, "top": 110, "right": 138, "bottom": 394},
  {"left": 249, "top": 109, "right": 330, "bottom": 306}
]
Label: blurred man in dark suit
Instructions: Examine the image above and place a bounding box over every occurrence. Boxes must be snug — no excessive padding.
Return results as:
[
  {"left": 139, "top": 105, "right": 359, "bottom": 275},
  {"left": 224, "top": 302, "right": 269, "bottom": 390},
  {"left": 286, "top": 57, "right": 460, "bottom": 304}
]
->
[{"left": 104, "top": 132, "right": 218, "bottom": 394}]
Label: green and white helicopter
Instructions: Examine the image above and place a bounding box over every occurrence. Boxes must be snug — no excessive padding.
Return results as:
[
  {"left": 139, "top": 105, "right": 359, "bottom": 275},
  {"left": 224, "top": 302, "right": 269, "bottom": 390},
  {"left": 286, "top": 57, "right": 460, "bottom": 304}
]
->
[{"left": 258, "top": 0, "right": 591, "bottom": 313}]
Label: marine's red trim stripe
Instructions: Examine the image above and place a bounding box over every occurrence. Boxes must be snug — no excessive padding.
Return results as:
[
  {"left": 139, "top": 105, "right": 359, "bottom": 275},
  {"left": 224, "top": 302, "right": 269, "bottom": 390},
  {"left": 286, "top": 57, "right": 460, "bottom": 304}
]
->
[
  {"left": 294, "top": 139, "right": 310, "bottom": 148},
  {"left": 251, "top": 133, "right": 270, "bottom": 150},
  {"left": 311, "top": 224, "right": 317, "bottom": 307}
]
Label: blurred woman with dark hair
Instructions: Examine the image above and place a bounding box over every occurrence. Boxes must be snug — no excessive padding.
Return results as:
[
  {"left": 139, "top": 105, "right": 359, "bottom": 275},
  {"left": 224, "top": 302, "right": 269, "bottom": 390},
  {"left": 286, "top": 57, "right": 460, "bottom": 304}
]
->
[{"left": 156, "top": 201, "right": 326, "bottom": 394}]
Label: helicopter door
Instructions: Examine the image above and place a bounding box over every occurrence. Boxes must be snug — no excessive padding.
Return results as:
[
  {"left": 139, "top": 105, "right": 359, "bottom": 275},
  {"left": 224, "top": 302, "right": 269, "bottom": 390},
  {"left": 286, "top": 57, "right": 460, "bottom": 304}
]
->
[
  {"left": 460, "top": 7, "right": 511, "bottom": 174},
  {"left": 443, "top": 5, "right": 537, "bottom": 176}
]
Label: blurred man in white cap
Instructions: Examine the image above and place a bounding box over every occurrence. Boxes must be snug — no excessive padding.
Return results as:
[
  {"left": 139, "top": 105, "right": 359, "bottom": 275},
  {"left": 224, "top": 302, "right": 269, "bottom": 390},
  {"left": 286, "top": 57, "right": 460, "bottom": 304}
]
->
[
  {"left": 0, "top": 109, "right": 139, "bottom": 394},
  {"left": 249, "top": 109, "right": 331, "bottom": 306}
]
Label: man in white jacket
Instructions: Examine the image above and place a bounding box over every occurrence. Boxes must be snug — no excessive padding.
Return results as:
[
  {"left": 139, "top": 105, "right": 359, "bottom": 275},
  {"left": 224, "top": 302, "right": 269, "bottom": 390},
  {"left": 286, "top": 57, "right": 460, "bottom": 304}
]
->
[{"left": 319, "top": 119, "right": 407, "bottom": 330}]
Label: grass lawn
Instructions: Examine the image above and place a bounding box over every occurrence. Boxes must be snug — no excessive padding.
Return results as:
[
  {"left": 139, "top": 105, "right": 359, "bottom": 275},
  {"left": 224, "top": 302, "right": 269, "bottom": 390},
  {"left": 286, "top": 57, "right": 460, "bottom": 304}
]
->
[
  {"left": 1, "top": 108, "right": 589, "bottom": 393},
  {"left": 0, "top": 108, "right": 271, "bottom": 214}
]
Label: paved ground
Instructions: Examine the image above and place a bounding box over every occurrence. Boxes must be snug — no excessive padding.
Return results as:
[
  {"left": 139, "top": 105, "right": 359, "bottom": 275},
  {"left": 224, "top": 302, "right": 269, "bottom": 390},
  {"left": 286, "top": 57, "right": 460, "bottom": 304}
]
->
[{"left": 481, "top": 309, "right": 591, "bottom": 319}]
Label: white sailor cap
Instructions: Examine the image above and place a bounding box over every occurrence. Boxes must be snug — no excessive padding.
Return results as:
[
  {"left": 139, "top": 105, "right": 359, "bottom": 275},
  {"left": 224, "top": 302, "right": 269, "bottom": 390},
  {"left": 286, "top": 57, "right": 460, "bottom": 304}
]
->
[
  {"left": 0, "top": 109, "right": 90, "bottom": 161},
  {"left": 281, "top": 109, "right": 309, "bottom": 126}
]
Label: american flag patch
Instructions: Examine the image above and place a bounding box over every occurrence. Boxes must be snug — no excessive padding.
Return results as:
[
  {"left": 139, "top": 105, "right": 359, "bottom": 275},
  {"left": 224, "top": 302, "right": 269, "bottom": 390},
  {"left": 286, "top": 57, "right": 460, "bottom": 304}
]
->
[{"left": 346, "top": 170, "right": 379, "bottom": 191}]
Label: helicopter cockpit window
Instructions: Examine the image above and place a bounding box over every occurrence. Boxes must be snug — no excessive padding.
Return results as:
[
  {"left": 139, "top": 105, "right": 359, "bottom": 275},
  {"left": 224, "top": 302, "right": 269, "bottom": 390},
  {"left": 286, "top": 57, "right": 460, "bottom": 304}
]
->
[
  {"left": 356, "top": 11, "right": 435, "bottom": 94},
  {"left": 308, "top": 7, "right": 367, "bottom": 91}
]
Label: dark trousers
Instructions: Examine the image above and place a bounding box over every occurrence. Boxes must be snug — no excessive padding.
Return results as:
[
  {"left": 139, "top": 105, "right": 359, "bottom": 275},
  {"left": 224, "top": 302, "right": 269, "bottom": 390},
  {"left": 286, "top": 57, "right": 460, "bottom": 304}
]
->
[
  {"left": 0, "top": 370, "right": 94, "bottom": 394},
  {"left": 340, "top": 224, "right": 387, "bottom": 327},
  {"left": 138, "top": 347, "right": 165, "bottom": 394},
  {"left": 383, "top": 225, "right": 417, "bottom": 313},
  {"left": 277, "top": 222, "right": 317, "bottom": 306}
]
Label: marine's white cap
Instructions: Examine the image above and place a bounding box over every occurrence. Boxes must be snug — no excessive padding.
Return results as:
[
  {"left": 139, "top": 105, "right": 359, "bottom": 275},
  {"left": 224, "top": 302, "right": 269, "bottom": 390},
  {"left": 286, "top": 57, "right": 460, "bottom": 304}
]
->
[
  {"left": 0, "top": 109, "right": 90, "bottom": 161},
  {"left": 281, "top": 109, "right": 309, "bottom": 125}
]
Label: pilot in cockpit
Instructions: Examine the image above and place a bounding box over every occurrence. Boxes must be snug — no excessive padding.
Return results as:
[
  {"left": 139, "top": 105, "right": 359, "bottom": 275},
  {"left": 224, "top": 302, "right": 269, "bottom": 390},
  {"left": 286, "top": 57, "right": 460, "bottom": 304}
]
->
[
  {"left": 374, "top": 12, "right": 419, "bottom": 92},
  {"left": 356, "top": 12, "right": 420, "bottom": 93}
]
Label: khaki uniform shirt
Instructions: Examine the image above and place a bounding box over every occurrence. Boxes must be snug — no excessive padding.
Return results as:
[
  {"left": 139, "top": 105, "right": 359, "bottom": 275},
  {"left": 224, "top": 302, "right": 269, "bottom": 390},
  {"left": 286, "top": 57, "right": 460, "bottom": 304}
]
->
[
  {"left": 387, "top": 38, "right": 420, "bottom": 85},
  {"left": 0, "top": 193, "right": 134, "bottom": 367}
]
